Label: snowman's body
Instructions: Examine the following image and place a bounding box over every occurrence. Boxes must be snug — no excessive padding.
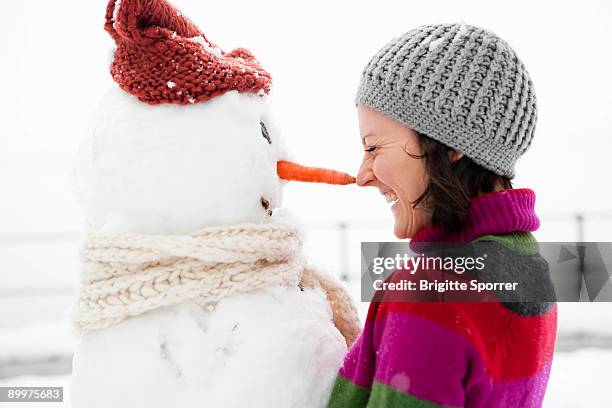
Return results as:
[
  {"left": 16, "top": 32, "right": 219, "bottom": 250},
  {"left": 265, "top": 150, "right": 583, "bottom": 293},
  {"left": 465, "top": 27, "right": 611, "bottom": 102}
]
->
[
  {"left": 70, "top": 89, "right": 348, "bottom": 408},
  {"left": 71, "top": 288, "right": 346, "bottom": 408}
]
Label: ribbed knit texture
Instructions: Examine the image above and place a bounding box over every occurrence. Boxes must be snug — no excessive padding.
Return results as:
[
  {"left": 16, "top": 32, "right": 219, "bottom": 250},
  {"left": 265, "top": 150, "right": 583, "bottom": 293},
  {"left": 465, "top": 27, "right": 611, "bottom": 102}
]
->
[
  {"left": 410, "top": 188, "right": 540, "bottom": 246},
  {"left": 105, "top": 0, "right": 272, "bottom": 105},
  {"left": 74, "top": 221, "right": 362, "bottom": 347},
  {"left": 328, "top": 188, "right": 557, "bottom": 408},
  {"left": 356, "top": 24, "right": 537, "bottom": 177}
]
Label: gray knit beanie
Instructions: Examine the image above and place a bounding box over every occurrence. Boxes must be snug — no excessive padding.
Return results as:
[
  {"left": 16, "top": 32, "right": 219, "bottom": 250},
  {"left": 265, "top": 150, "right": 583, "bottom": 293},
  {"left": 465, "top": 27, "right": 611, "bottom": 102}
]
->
[{"left": 356, "top": 23, "right": 537, "bottom": 178}]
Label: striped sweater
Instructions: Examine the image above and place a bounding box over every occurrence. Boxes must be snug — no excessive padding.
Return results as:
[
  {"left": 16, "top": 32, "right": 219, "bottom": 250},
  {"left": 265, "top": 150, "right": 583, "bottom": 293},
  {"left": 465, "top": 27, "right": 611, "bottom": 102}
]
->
[{"left": 328, "top": 188, "right": 558, "bottom": 408}]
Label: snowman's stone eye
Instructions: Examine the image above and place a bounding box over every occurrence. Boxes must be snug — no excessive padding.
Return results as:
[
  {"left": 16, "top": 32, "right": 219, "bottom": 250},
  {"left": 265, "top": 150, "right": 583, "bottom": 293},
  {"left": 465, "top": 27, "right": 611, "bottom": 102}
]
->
[{"left": 260, "top": 121, "right": 272, "bottom": 144}]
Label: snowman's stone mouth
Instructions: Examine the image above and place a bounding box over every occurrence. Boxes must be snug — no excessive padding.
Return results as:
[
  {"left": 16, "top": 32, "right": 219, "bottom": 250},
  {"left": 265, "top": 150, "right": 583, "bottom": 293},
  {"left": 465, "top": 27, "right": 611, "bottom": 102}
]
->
[{"left": 260, "top": 196, "right": 273, "bottom": 216}]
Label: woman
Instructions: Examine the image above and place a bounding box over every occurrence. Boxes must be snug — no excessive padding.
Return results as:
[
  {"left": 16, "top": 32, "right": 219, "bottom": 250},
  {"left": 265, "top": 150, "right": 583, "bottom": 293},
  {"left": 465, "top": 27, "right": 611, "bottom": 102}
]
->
[{"left": 328, "top": 24, "right": 557, "bottom": 407}]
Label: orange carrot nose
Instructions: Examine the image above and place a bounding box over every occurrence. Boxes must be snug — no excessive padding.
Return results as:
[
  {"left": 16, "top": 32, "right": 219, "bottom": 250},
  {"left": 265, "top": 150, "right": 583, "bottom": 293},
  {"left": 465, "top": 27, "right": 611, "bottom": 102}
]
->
[{"left": 277, "top": 160, "right": 356, "bottom": 185}]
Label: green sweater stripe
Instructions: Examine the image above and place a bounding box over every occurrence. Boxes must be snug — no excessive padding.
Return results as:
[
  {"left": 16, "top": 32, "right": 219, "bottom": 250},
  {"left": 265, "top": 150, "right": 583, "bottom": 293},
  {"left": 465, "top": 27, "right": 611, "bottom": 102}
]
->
[
  {"left": 328, "top": 377, "right": 443, "bottom": 408},
  {"left": 475, "top": 231, "right": 539, "bottom": 255},
  {"left": 328, "top": 376, "right": 370, "bottom": 408},
  {"left": 369, "top": 382, "right": 444, "bottom": 408}
]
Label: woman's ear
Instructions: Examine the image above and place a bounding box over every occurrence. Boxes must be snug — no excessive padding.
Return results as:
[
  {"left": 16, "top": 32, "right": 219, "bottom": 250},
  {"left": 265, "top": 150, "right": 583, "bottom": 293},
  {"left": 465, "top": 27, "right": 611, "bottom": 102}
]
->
[{"left": 448, "top": 150, "right": 464, "bottom": 163}]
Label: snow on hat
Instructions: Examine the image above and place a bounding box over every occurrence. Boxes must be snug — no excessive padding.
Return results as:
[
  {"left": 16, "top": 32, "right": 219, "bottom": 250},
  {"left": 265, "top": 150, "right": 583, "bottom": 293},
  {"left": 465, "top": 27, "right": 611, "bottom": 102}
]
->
[{"left": 105, "top": 0, "right": 272, "bottom": 105}]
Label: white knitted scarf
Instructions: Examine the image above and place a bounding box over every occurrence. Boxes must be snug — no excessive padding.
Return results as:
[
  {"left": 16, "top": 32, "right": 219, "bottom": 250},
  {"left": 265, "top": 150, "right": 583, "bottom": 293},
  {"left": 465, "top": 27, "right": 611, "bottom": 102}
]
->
[{"left": 74, "top": 222, "right": 306, "bottom": 333}]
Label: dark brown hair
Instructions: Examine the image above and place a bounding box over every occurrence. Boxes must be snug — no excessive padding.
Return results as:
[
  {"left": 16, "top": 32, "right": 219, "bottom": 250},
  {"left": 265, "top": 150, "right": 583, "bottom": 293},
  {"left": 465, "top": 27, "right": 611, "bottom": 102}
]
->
[{"left": 408, "top": 132, "right": 513, "bottom": 233}]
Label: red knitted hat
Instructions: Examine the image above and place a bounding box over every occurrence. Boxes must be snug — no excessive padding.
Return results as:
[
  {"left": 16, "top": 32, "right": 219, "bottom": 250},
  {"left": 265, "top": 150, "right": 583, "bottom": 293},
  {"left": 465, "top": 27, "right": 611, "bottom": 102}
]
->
[{"left": 104, "top": 0, "right": 272, "bottom": 105}]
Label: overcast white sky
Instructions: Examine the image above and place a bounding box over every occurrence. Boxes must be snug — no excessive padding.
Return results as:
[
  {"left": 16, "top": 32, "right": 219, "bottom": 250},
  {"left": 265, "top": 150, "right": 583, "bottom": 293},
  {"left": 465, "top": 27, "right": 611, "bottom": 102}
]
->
[{"left": 1, "top": 0, "right": 611, "bottom": 240}]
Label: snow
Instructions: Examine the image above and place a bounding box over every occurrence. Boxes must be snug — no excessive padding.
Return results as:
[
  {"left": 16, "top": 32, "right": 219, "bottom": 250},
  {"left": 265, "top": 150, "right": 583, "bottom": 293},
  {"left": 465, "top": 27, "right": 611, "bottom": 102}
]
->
[
  {"left": 166, "top": 81, "right": 176, "bottom": 89},
  {"left": 68, "top": 79, "right": 346, "bottom": 407},
  {"left": 189, "top": 36, "right": 223, "bottom": 58},
  {"left": 71, "top": 287, "right": 345, "bottom": 408},
  {"left": 451, "top": 23, "right": 470, "bottom": 45},
  {"left": 428, "top": 37, "right": 444, "bottom": 51},
  {"left": 543, "top": 348, "right": 612, "bottom": 407},
  {"left": 111, "top": 0, "right": 121, "bottom": 30},
  {"left": 106, "top": 47, "right": 115, "bottom": 67},
  {"left": 72, "top": 88, "right": 287, "bottom": 234},
  {"left": 2, "top": 324, "right": 612, "bottom": 407}
]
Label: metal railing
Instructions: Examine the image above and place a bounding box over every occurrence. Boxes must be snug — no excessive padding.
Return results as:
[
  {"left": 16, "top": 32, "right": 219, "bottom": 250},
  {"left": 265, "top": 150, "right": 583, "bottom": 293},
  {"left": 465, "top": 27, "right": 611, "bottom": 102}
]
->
[{"left": 1, "top": 211, "right": 612, "bottom": 297}]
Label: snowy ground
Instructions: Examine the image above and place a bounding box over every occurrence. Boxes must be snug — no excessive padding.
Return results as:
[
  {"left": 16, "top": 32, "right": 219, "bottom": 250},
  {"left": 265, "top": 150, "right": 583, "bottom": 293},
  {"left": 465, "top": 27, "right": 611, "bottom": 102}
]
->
[
  {"left": 3, "top": 351, "right": 611, "bottom": 408},
  {"left": 0, "top": 333, "right": 611, "bottom": 407},
  {"left": 544, "top": 349, "right": 612, "bottom": 407}
]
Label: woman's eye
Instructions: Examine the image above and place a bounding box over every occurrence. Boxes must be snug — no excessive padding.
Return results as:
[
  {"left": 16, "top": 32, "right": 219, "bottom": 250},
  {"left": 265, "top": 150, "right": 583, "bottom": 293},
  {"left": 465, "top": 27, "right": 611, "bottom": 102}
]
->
[
  {"left": 260, "top": 121, "right": 272, "bottom": 144},
  {"left": 364, "top": 146, "right": 376, "bottom": 152}
]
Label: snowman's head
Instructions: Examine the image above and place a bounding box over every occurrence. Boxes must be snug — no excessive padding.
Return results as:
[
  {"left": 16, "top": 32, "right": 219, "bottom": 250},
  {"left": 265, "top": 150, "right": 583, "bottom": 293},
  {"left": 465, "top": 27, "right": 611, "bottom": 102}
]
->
[
  {"left": 74, "top": 88, "right": 294, "bottom": 233},
  {"left": 73, "top": 0, "right": 354, "bottom": 234}
]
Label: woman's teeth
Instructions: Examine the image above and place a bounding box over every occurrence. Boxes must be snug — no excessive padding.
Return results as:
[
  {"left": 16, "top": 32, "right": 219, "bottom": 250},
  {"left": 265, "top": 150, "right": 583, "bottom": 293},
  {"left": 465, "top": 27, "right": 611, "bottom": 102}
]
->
[{"left": 384, "top": 191, "right": 399, "bottom": 204}]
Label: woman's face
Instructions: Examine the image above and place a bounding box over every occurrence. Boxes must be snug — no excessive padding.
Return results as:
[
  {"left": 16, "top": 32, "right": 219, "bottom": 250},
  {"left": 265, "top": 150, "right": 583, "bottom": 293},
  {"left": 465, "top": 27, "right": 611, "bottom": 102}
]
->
[{"left": 356, "top": 106, "right": 431, "bottom": 239}]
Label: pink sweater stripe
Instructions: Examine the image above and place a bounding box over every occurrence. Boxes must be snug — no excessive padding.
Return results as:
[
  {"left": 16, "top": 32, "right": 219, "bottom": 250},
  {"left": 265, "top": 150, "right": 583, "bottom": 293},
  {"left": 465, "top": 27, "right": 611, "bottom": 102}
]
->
[
  {"left": 340, "top": 312, "right": 554, "bottom": 407},
  {"left": 410, "top": 188, "right": 540, "bottom": 247}
]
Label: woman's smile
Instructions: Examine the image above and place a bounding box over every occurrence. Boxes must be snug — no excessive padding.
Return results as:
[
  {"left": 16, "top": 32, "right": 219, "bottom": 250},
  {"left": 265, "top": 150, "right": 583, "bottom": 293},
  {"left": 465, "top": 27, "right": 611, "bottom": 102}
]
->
[
  {"left": 357, "top": 106, "right": 431, "bottom": 239},
  {"left": 382, "top": 189, "right": 399, "bottom": 205}
]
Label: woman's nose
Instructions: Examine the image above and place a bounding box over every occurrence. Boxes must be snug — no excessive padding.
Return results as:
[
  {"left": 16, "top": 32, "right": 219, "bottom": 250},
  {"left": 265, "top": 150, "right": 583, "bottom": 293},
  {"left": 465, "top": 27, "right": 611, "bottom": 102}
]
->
[{"left": 356, "top": 157, "right": 374, "bottom": 187}]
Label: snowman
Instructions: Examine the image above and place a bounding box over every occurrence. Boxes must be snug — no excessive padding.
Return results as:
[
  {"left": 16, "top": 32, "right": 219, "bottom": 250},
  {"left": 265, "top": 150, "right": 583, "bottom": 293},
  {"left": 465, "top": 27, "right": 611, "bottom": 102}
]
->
[{"left": 69, "top": 1, "right": 360, "bottom": 407}]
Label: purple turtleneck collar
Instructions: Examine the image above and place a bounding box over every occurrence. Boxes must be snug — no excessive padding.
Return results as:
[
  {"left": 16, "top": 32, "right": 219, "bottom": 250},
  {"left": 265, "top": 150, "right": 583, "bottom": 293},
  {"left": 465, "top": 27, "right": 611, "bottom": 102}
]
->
[{"left": 410, "top": 188, "right": 540, "bottom": 244}]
